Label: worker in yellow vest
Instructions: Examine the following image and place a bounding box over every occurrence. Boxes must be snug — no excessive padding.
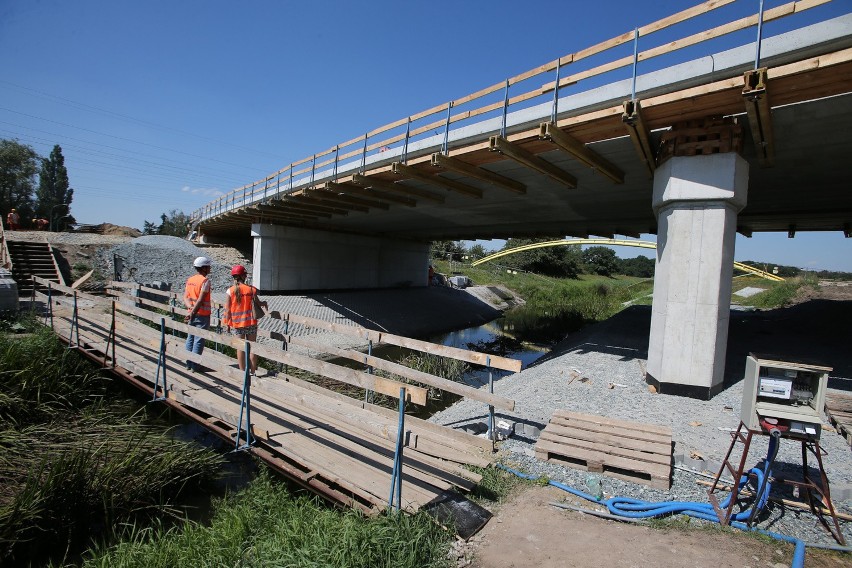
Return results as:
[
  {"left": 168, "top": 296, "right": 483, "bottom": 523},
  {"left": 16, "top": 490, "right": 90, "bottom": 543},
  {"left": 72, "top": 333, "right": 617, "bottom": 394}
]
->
[
  {"left": 223, "top": 264, "right": 267, "bottom": 374},
  {"left": 183, "top": 256, "right": 212, "bottom": 371}
]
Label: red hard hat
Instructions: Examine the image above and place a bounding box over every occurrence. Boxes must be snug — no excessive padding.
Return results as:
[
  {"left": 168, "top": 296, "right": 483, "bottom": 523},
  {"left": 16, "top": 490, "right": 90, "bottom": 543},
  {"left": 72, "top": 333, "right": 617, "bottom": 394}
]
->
[{"left": 231, "top": 265, "right": 247, "bottom": 277}]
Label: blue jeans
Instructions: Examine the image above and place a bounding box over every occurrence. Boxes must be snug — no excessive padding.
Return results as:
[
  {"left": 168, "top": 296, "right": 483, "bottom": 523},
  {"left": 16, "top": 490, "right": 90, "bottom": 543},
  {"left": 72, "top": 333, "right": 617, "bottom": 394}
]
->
[{"left": 185, "top": 315, "right": 210, "bottom": 370}]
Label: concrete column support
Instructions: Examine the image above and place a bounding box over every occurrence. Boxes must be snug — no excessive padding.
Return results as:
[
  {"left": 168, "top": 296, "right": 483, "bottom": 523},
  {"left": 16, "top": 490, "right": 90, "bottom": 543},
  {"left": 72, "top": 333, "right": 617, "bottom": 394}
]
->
[
  {"left": 647, "top": 153, "right": 749, "bottom": 398},
  {"left": 251, "top": 224, "right": 429, "bottom": 291}
]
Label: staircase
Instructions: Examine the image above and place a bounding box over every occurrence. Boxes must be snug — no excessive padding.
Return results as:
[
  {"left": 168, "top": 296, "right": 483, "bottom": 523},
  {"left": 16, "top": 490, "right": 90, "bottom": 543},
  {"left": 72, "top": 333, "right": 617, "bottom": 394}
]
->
[{"left": 7, "top": 240, "right": 65, "bottom": 297}]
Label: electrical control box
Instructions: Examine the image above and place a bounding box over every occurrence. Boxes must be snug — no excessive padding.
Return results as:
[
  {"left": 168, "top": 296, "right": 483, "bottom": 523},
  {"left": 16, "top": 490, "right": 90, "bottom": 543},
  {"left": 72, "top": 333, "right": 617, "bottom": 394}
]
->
[{"left": 740, "top": 353, "right": 830, "bottom": 438}]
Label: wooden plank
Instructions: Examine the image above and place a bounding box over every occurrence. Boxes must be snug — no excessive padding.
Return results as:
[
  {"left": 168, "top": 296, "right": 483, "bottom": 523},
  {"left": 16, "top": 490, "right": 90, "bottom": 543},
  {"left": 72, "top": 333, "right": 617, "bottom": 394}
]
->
[
  {"left": 270, "top": 332, "right": 516, "bottom": 412},
  {"left": 552, "top": 409, "right": 672, "bottom": 436},
  {"left": 266, "top": 310, "right": 523, "bottom": 373},
  {"left": 392, "top": 162, "right": 483, "bottom": 199},
  {"left": 540, "top": 422, "right": 671, "bottom": 462},
  {"left": 430, "top": 153, "right": 526, "bottom": 194},
  {"left": 535, "top": 439, "right": 670, "bottom": 489},
  {"left": 538, "top": 429, "right": 670, "bottom": 468}
]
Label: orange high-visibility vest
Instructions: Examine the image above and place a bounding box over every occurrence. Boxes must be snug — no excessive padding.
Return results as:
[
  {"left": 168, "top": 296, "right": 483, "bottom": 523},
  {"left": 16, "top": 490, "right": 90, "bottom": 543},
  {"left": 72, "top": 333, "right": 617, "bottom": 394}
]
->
[
  {"left": 226, "top": 283, "right": 257, "bottom": 328},
  {"left": 185, "top": 274, "right": 211, "bottom": 316}
]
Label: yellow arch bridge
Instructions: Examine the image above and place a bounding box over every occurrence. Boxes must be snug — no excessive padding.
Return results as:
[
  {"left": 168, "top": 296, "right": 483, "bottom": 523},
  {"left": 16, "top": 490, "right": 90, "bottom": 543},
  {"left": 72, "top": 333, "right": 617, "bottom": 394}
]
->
[{"left": 471, "top": 239, "right": 784, "bottom": 282}]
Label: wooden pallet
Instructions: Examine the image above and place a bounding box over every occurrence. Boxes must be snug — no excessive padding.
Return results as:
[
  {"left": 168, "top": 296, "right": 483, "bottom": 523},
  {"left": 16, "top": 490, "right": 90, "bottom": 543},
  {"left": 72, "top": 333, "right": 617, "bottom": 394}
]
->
[
  {"left": 826, "top": 392, "right": 852, "bottom": 447},
  {"left": 534, "top": 410, "right": 673, "bottom": 490}
]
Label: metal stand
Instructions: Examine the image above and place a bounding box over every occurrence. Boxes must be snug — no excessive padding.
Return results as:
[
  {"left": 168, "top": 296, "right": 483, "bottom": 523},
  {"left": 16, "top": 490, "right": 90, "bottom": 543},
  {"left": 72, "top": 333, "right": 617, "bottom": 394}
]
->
[{"left": 707, "top": 421, "right": 846, "bottom": 545}]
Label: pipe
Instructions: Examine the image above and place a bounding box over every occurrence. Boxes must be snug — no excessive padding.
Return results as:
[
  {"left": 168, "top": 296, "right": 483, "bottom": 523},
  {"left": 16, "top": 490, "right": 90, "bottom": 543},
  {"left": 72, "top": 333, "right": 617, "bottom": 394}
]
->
[{"left": 497, "top": 463, "right": 806, "bottom": 568}]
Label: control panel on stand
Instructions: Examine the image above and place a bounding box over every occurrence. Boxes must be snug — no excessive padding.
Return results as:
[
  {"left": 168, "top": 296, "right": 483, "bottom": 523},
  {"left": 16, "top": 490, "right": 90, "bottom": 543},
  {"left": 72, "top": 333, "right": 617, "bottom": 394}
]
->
[{"left": 740, "top": 354, "right": 831, "bottom": 438}]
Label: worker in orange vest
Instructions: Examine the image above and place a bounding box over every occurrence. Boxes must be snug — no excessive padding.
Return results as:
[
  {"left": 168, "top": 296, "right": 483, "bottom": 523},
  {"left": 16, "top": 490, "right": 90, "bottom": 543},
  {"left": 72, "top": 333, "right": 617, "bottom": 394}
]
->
[
  {"left": 223, "top": 264, "right": 267, "bottom": 374},
  {"left": 183, "top": 256, "right": 212, "bottom": 371}
]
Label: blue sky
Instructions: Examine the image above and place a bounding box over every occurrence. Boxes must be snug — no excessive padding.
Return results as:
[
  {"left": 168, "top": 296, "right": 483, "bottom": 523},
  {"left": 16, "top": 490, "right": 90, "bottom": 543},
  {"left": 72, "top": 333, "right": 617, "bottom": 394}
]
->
[{"left": 1, "top": 1, "right": 849, "bottom": 271}]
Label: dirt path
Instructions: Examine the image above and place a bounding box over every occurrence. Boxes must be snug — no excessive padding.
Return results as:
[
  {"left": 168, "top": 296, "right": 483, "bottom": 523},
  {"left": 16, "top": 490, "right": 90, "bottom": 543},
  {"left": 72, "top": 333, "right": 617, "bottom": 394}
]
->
[{"left": 463, "top": 485, "right": 847, "bottom": 568}]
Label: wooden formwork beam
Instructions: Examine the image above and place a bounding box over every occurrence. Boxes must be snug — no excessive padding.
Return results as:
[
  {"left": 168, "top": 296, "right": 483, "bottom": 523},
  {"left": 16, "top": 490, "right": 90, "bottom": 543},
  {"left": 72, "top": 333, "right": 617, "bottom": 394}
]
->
[
  {"left": 351, "top": 173, "right": 445, "bottom": 203},
  {"left": 539, "top": 122, "right": 624, "bottom": 184},
  {"left": 392, "top": 162, "right": 483, "bottom": 198},
  {"left": 488, "top": 136, "right": 578, "bottom": 188},
  {"left": 430, "top": 153, "right": 526, "bottom": 194}
]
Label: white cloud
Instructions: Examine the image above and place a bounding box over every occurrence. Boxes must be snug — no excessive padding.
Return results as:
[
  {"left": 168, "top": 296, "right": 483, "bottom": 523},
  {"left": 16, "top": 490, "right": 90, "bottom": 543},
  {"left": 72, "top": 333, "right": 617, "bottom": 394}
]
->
[{"left": 181, "top": 185, "right": 224, "bottom": 197}]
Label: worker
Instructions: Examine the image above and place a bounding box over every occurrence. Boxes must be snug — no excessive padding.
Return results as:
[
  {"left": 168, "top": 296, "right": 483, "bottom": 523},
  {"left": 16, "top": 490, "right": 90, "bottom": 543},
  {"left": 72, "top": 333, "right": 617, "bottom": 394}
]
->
[
  {"left": 183, "top": 256, "right": 213, "bottom": 371},
  {"left": 6, "top": 209, "right": 20, "bottom": 230},
  {"left": 223, "top": 264, "right": 267, "bottom": 375}
]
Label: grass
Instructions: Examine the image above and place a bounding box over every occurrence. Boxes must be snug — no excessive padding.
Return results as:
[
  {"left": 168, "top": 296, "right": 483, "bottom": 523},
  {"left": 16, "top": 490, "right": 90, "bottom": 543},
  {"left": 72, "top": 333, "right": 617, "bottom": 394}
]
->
[
  {"left": 83, "top": 469, "right": 453, "bottom": 568},
  {"left": 736, "top": 274, "right": 819, "bottom": 308},
  {"left": 0, "top": 315, "right": 224, "bottom": 567}
]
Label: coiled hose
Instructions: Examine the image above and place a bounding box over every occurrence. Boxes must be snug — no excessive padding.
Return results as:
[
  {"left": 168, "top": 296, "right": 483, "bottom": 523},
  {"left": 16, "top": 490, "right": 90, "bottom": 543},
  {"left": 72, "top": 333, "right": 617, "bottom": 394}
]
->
[{"left": 497, "top": 435, "right": 806, "bottom": 568}]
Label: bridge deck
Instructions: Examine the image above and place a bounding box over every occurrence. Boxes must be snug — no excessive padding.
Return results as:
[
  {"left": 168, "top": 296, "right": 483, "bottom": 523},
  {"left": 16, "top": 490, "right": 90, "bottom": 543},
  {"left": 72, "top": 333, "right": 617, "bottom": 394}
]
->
[
  {"left": 195, "top": 4, "right": 852, "bottom": 241},
  {"left": 36, "top": 279, "right": 507, "bottom": 521}
]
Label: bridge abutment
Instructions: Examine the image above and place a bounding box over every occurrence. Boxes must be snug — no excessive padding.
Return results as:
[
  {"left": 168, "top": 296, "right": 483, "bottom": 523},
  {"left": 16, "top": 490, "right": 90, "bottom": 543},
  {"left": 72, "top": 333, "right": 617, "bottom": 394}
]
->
[
  {"left": 251, "top": 224, "right": 429, "bottom": 291},
  {"left": 646, "top": 152, "right": 749, "bottom": 399}
]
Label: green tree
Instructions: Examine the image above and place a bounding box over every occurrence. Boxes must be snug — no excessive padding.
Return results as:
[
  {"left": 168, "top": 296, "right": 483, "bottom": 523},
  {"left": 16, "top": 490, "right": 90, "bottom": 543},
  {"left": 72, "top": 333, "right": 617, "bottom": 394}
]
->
[
  {"left": 36, "top": 145, "right": 75, "bottom": 231},
  {"left": 468, "top": 243, "right": 487, "bottom": 260},
  {"left": 143, "top": 209, "right": 191, "bottom": 236},
  {"left": 501, "top": 238, "right": 581, "bottom": 278},
  {"left": 430, "top": 240, "right": 465, "bottom": 261},
  {"left": 582, "top": 246, "right": 619, "bottom": 276},
  {"left": 0, "top": 139, "right": 39, "bottom": 223},
  {"left": 618, "top": 255, "right": 656, "bottom": 277}
]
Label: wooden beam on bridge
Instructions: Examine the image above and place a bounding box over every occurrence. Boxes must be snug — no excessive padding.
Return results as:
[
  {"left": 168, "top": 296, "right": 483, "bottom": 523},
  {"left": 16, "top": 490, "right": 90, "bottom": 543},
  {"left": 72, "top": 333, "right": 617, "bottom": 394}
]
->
[
  {"left": 539, "top": 122, "right": 624, "bottom": 184},
  {"left": 430, "top": 153, "right": 526, "bottom": 194},
  {"left": 351, "top": 174, "right": 445, "bottom": 204},
  {"left": 622, "top": 99, "right": 657, "bottom": 178},
  {"left": 743, "top": 67, "right": 775, "bottom": 168},
  {"left": 488, "top": 136, "right": 577, "bottom": 188},
  {"left": 280, "top": 197, "right": 350, "bottom": 216},
  {"left": 256, "top": 204, "right": 326, "bottom": 221},
  {"left": 304, "top": 189, "right": 376, "bottom": 212},
  {"left": 392, "top": 162, "right": 483, "bottom": 198},
  {"left": 325, "top": 182, "right": 414, "bottom": 207}
]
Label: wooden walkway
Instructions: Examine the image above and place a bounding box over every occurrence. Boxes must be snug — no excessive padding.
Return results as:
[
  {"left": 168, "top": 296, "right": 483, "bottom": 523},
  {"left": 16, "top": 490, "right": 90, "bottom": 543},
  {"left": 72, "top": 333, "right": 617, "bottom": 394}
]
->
[{"left": 33, "top": 277, "right": 519, "bottom": 525}]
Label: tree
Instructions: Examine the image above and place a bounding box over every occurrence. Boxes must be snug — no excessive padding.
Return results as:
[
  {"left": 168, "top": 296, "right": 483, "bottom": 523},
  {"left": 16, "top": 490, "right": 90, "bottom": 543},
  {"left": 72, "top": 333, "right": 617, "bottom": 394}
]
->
[
  {"left": 35, "top": 145, "right": 75, "bottom": 231},
  {"left": 582, "top": 246, "right": 619, "bottom": 276},
  {"left": 0, "top": 139, "right": 39, "bottom": 223},
  {"left": 468, "top": 243, "right": 487, "bottom": 260},
  {"left": 618, "top": 255, "right": 656, "bottom": 278},
  {"left": 500, "top": 238, "right": 582, "bottom": 278},
  {"left": 430, "top": 240, "right": 465, "bottom": 261},
  {"left": 143, "top": 209, "right": 191, "bottom": 236}
]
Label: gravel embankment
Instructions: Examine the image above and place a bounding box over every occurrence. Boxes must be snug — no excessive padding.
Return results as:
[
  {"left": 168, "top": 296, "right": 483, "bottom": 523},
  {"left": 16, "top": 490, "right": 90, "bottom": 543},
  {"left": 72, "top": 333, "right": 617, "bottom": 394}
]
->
[{"left": 430, "top": 306, "right": 852, "bottom": 548}]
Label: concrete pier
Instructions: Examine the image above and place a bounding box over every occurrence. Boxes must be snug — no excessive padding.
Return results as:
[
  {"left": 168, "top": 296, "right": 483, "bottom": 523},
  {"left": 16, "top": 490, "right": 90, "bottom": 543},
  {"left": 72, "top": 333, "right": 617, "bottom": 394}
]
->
[
  {"left": 252, "top": 224, "right": 429, "bottom": 291},
  {"left": 646, "top": 153, "right": 749, "bottom": 398}
]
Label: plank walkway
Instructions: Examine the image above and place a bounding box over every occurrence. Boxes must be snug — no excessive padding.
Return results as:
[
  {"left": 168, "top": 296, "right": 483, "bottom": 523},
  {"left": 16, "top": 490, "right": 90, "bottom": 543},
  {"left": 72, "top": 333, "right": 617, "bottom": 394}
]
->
[
  {"left": 35, "top": 278, "right": 517, "bottom": 526},
  {"left": 826, "top": 391, "right": 852, "bottom": 447},
  {"left": 535, "top": 410, "right": 673, "bottom": 490}
]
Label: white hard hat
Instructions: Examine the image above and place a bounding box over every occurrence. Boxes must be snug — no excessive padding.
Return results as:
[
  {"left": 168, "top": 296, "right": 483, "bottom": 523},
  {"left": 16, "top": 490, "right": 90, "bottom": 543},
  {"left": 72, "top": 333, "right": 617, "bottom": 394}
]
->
[{"left": 193, "top": 256, "right": 212, "bottom": 268}]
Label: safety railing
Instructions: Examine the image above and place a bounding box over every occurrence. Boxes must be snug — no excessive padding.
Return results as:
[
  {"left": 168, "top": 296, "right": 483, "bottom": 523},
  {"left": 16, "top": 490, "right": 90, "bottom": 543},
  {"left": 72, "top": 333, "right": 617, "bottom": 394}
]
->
[{"left": 192, "top": 0, "right": 837, "bottom": 224}]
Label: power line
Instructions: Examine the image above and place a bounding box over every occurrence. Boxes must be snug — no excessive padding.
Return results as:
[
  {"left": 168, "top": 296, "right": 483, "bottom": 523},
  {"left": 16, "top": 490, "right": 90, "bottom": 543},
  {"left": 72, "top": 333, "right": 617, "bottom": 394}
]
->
[{"left": 0, "top": 79, "right": 285, "bottom": 160}]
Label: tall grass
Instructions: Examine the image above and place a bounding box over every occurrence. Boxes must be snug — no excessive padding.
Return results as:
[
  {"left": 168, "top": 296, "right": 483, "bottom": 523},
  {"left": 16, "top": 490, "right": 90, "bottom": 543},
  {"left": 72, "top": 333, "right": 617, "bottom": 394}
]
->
[
  {"left": 0, "top": 316, "right": 223, "bottom": 566},
  {"left": 83, "top": 470, "right": 452, "bottom": 568},
  {"left": 741, "top": 275, "right": 818, "bottom": 308}
]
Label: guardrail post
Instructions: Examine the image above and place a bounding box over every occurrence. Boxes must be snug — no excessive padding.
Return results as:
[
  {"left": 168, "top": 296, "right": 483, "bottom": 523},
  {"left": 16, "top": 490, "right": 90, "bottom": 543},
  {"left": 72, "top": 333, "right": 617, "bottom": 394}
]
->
[
  {"left": 235, "top": 340, "right": 254, "bottom": 450},
  {"left": 754, "top": 0, "right": 765, "bottom": 70},
  {"left": 402, "top": 117, "right": 411, "bottom": 164},
  {"left": 500, "top": 79, "right": 510, "bottom": 138},
  {"left": 68, "top": 291, "right": 80, "bottom": 349},
  {"left": 333, "top": 145, "right": 339, "bottom": 181},
  {"left": 46, "top": 282, "right": 53, "bottom": 329},
  {"left": 550, "top": 60, "right": 562, "bottom": 124},
  {"left": 103, "top": 300, "right": 116, "bottom": 369},
  {"left": 487, "top": 355, "right": 496, "bottom": 448},
  {"left": 360, "top": 133, "right": 368, "bottom": 172},
  {"left": 388, "top": 386, "right": 406, "bottom": 512},
  {"left": 152, "top": 317, "right": 168, "bottom": 401},
  {"left": 441, "top": 102, "right": 453, "bottom": 155},
  {"left": 363, "top": 339, "right": 374, "bottom": 405},
  {"left": 631, "top": 28, "right": 639, "bottom": 101}
]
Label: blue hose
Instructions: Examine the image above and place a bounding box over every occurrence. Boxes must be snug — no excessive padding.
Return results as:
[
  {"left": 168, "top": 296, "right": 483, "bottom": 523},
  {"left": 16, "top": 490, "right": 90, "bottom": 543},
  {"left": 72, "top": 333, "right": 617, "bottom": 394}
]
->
[{"left": 497, "top": 442, "right": 806, "bottom": 568}]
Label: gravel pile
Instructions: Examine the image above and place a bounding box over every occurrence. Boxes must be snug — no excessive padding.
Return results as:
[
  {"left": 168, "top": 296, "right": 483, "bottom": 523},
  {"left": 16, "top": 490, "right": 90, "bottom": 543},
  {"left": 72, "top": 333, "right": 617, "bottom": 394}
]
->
[
  {"left": 98, "top": 235, "right": 251, "bottom": 295},
  {"left": 430, "top": 308, "right": 852, "bottom": 547}
]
